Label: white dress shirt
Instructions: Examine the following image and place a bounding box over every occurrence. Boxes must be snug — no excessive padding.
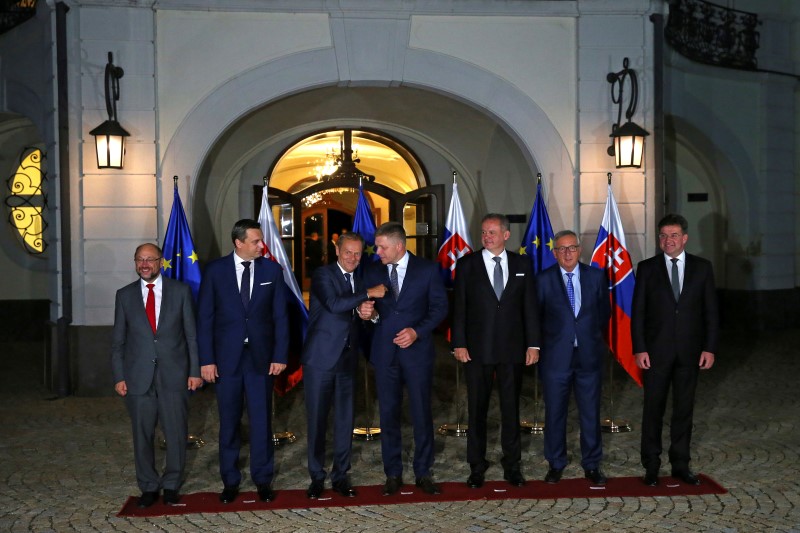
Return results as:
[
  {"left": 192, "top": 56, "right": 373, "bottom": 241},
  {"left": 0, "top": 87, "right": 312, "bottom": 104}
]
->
[{"left": 139, "top": 275, "right": 163, "bottom": 328}]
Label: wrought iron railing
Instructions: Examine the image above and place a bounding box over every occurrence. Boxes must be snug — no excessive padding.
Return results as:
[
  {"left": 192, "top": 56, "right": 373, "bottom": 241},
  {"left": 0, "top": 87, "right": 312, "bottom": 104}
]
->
[{"left": 665, "top": 0, "right": 760, "bottom": 71}]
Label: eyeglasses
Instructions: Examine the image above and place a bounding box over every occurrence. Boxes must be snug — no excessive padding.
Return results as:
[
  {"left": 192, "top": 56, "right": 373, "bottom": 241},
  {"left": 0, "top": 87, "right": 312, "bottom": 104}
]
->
[
  {"left": 134, "top": 257, "right": 162, "bottom": 264},
  {"left": 658, "top": 233, "right": 684, "bottom": 240},
  {"left": 555, "top": 245, "right": 579, "bottom": 254}
]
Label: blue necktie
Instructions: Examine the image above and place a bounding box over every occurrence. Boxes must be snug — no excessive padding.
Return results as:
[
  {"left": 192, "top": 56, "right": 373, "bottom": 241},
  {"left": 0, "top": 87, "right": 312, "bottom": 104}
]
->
[
  {"left": 492, "top": 256, "right": 503, "bottom": 300},
  {"left": 240, "top": 261, "right": 251, "bottom": 309},
  {"left": 344, "top": 272, "right": 353, "bottom": 294},
  {"left": 390, "top": 264, "right": 400, "bottom": 300},
  {"left": 566, "top": 272, "right": 575, "bottom": 316}
]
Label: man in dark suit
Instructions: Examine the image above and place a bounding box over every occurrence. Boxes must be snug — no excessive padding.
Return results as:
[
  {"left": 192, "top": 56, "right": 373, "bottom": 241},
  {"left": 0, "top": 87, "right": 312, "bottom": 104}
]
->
[
  {"left": 197, "top": 219, "right": 289, "bottom": 504},
  {"left": 302, "top": 232, "right": 387, "bottom": 499},
  {"left": 452, "top": 213, "right": 540, "bottom": 488},
  {"left": 326, "top": 232, "right": 339, "bottom": 264},
  {"left": 111, "top": 243, "right": 203, "bottom": 508},
  {"left": 632, "top": 213, "right": 719, "bottom": 487},
  {"left": 536, "top": 230, "right": 610, "bottom": 486},
  {"left": 357, "top": 222, "right": 448, "bottom": 496}
]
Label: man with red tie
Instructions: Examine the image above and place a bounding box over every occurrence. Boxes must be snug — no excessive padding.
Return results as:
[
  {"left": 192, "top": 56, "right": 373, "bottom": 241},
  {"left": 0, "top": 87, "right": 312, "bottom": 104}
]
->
[{"left": 111, "top": 243, "right": 203, "bottom": 508}]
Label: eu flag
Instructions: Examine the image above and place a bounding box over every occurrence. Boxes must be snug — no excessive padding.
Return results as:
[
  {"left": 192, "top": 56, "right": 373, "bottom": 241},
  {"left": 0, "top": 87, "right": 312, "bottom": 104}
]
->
[
  {"left": 519, "top": 176, "right": 557, "bottom": 274},
  {"left": 162, "top": 182, "right": 201, "bottom": 301},
  {"left": 352, "top": 184, "right": 379, "bottom": 264}
]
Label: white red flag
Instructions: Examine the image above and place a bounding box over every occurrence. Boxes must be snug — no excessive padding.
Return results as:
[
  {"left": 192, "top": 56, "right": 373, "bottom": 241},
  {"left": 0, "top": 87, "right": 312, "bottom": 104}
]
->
[{"left": 437, "top": 182, "right": 473, "bottom": 287}]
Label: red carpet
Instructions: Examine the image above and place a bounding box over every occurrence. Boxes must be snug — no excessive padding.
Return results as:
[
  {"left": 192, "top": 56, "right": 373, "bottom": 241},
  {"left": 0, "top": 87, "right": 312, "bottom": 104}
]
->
[{"left": 118, "top": 474, "right": 726, "bottom": 517}]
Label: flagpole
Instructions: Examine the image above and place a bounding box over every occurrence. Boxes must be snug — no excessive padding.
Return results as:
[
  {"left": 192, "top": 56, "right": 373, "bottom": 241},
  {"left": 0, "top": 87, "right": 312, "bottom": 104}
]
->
[
  {"left": 599, "top": 173, "right": 632, "bottom": 434},
  {"left": 352, "top": 358, "right": 381, "bottom": 440},
  {"left": 437, "top": 171, "right": 468, "bottom": 438}
]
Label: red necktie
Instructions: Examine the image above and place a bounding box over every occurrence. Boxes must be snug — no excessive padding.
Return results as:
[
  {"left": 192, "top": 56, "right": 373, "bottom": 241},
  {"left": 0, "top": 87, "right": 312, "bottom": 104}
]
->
[{"left": 146, "top": 283, "right": 157, "bottom": 333}]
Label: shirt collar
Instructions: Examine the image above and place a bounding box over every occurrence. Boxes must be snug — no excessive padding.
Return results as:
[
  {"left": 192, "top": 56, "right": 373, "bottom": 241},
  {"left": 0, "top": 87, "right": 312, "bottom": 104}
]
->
[
  {"left": 140, "top": 275, "right": 162, "bottom": 288},
  {"left": 482, "top": 248, "right": 507, "bottom": 261},
  {"left": 664, "top": 251, "right": 686, "bottom": 264}
]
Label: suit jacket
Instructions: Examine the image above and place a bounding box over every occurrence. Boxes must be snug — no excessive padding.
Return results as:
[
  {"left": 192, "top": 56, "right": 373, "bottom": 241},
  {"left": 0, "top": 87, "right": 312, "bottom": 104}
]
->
[
  {"left": 362, "top": 253, "right": 448, "bottom": 367},
  {"left": 631, "top": 253, "right": 719, "bottom": 366},
  {"left": 196, "top": 253, "right": 289, "bottom": 375},
  {"left": 451, "top": 250, "right": 540, "bottom": 364},
  {"left": 536, "top": 262, "right": 610, "bottom": 374},
  {"left": 111, "top": 276, "right": 200, "bottom": 395},
  {"left": 302, "top": 262, "right": 369, "bottom": 371}
]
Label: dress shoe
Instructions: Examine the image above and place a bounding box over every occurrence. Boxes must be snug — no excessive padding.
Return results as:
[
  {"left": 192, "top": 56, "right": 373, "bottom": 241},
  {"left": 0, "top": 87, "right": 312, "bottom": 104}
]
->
[
  {"left": 219, "top": 485, "right": 239, "bottom": 504},
  {"left": 257, "top": 484, "right": 275, "bottom": 502},
  {"left": 671, "top": 469, "right": 701, "bottom": 486},
  {"left": 415, "top": 476, "right": 441, "bottom": 495},
  {"left": 466, "top": 472, "right": 485, "bottom": 489},
  {"left": 162, "top": 489, "right": 180, "bottom": 505},
  {"left": 544, "top": 468, "right": 563, "bottom": 484},
  {"left": 332, "top": 478, "right": 357, "bottom": 498},
  {"left": 306, "top": 480, "right": 324, "bottom": 499},
  {"left": 382, "top": 476, "right": 403, "bottom": 496},
  {"left": 643, "top": 472, "right": 659, "bottom": 487},
  {"left": 137, "top": 491, "right": 159, "bottom": 508},
  {"left": 584, "top": 469, "right": 608, "bottom": 485},
  {"left": 504, "top": 470, "right": 526, "bottom": 487}
]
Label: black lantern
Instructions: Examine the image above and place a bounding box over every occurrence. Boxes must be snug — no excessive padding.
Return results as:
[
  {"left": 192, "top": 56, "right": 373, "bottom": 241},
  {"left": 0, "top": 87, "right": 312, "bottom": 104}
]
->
[
  {"left": 607, "top": 57, "right": 649, "bottom": 168},
  {"left": 90, "top": 52, "right": 129, "bottom": 169}
]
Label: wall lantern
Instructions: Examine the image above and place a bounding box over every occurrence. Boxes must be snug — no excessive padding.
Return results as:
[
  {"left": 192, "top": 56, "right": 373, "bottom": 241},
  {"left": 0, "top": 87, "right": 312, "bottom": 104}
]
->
[
  {"left": 89, "top": 52, "right": 129, "bottom": 169},
  {"left": 606, "top": 57, "right": 649, "bottom": 168}
]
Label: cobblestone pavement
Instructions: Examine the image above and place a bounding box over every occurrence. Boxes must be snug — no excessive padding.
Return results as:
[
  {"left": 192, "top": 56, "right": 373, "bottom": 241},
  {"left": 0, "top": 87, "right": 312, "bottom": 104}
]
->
[{"left": 1, "top": 327, "right": 799, "bottom": 532}]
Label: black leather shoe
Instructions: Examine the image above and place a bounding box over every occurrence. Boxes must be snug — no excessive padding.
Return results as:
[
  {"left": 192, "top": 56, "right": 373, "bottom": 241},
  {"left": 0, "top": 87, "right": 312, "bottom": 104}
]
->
[
  {"left": 643, "top": 472, "right": 659, "bottom": 486},
  {"left": 504, "top": 470, "right": 526, "bottom": 487},
  {"left": 584, "top": 469, "right": 608, "bottom": 485},
  {"left": 137, "top": 491, "right": 159, "bottom": 508},
  {"left": 671, "top": 469, "right": 700, "bottom": 486},
  {"left": 306, "top": 480, "right": 324, "bottom": 499},
  {"left": 162, "top": 489, "right": 180, "bottom": 505},
  {"left": 382, "top": 476, "right": 403, "bottom": 496},
  {"left": 257, "top": 484, "right": 275, "bottom": 502},
  {"left": 332, "top": 478, "right": 357, "bottom": 498},
  {"left": 415, "top": 476, "right": 441, "bottom": 495},
  {"left": 466, "top": 472, "right": 484, "bottom": 488},
  {"left": 219, "top": 485, "right": 239, "bottom": 504},
  {"left": 544, "top": 468, "right": 563, "bottom": 484}
]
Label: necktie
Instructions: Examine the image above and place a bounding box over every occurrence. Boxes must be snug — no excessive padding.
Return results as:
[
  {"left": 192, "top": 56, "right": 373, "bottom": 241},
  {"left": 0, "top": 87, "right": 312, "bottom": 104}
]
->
[
  {"left": 241, "top": 261, "right": 251, "bottom": 309},
  {"left": 344, "top": 272, "right": 353, "bottom": 293},
  {"left": 492, "top": 256, "right": 503, "bottom": 300},
  {"left": 566, "top": 272, "right": 576, "bottom": 316},
  {"left": 671, "top": 258, "right": 680, "bottom": 301},
  {"left": 390, "top": 263, "right": 400, "bottom": 300},
  {"left": 145, "top": 283, "right": 157, "bottom": 334}
]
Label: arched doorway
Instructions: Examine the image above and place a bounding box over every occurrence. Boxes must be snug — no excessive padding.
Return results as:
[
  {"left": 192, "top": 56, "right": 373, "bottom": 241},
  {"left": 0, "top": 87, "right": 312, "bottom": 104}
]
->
[{"left": 253, "top": 128, "right": 444, "bottom": 289}]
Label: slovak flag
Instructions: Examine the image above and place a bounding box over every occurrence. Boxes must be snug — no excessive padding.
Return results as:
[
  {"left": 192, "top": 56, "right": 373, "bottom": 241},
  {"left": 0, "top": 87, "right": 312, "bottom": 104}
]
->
[
  {"left": 258, "top": 186, "right": 309, "bottom": 395},
  {"left": 590, "top": 184, "right": 643, "bottom": 387},
  {"left": 437, "top": 182, "right": 473, "bottom": 288}
]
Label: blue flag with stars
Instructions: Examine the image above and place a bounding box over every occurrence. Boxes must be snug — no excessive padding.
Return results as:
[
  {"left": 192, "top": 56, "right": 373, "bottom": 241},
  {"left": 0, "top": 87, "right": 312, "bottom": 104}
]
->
[
  {"left": 162, "top": 183, "right": 201, "bottom": 301},
  {"left": 352, "top": 184, "right": 379, "bottom": 264},
  {"left": 519, "top": 179, "right": 556, "bottom": 274}
]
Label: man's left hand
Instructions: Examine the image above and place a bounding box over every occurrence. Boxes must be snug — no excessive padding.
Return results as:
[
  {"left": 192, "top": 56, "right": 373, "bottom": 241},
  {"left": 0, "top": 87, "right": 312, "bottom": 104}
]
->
[
  {"left": 188, "top": 377, "right": 203, "bottom": 391},
  {"left": 699, "top": 351, "right": 715, "bottom": 370},
  {"left": 393, "top": 328, "right": 418, "bottom": 349},
  {"left": 269, "top": 363, "right": 287, "bottom": 375},
  {"left": 525, "top": 347, "right": 539, "bottom": 366}
]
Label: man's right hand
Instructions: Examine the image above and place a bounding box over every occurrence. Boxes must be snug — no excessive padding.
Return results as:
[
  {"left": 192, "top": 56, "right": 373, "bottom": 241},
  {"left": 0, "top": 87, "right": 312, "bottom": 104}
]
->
[
  {"left": 635, "top": 352, "right": 650, "bottom": 370},
  {"left": 454, "top": 347, "right": 471, "bottom": 363},
  {"left": 201, "top": 364, "right": 219, "bottom": 383},
  {"left": 367, "top": 284, "right": 388, "bottom": 299},
  {"left": 114, "top": 380, "right": 127, "bottom": 396},
  {"left": 358, "top": 300, "right": 376, "bottom": 320}
]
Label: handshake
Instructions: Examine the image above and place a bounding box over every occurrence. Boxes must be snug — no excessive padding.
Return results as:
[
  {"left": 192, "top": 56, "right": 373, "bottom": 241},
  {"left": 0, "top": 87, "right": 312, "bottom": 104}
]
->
[{"left": 358, "top": 284, "right": 388, "bottom": 320}]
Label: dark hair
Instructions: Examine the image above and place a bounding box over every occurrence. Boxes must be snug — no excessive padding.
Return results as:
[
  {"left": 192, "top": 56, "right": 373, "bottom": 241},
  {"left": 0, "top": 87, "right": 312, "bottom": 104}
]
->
[
  {"left": 481, "top": 213, "right": 510, "bottom": 232},
  {"left": 134, "top": 242, "right": 162, "bottom": 258},
  {"left": 657, "top": 214, "right": 688, "bottom": 234},
  {"left": 231, "top": 219, "right": 261, "bottom": 244},
  {"left": 337, "top": 232, "right": 364, "bottom": 248},
  {"left": 553, "top": 229, "right": 580, "bottom": 245},
  {"left": 375, "top": 222, "right": 406, "bottom": 243}
]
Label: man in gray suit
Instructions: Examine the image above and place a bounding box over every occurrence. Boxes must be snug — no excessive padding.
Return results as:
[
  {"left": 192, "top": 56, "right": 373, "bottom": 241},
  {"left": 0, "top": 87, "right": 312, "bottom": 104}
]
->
[{"left": 112, "top": 243, "right": 203, "bottom": 507}]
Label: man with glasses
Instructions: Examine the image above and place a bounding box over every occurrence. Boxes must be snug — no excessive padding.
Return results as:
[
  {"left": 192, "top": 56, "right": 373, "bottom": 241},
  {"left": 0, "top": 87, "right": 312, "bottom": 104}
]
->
[
  {"left": 632, "top": 214, "right": 719, "bottom": 487},
  {"left": 536, "top": 230, "right": 610, "bottom": 485},
  {"left": 111, "top": 243, "right": 203, "bottom": 507}
]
